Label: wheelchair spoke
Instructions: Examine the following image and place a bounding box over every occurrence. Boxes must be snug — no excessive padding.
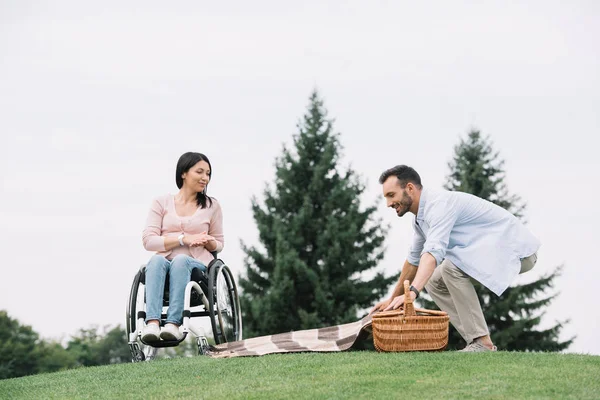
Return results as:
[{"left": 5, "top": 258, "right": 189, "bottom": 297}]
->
[
  {"left": 216, "top": 269, "right": 235, "bottom": 341},
  {"left": 206, "top": 262, "right": 243, "bottom": 344}
]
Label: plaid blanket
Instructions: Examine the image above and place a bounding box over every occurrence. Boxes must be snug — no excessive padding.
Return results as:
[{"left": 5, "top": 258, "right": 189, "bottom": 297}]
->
[{"left": 207, "top": 315, "right": 373, "bottom": 358}]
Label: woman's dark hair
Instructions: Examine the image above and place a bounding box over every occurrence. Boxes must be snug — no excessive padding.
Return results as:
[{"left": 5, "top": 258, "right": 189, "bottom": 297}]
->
[
  {"left": 175, "top": 152, "right": 213, "bottom": 209},
  {"left": 378, "top": 165, "right": 423, "bottom": 189}
]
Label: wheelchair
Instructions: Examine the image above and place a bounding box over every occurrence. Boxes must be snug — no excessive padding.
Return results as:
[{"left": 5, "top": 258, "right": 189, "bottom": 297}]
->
[{"left": 126, "top": 253, "right": 242, "bottom": 362}]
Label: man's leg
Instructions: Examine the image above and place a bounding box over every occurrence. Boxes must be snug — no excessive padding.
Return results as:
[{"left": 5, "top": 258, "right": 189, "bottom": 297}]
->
[
  {"left": 520, "top": 253, "right": 538, "bottom": 274},
  {"left": 440, "top": 260, "right": 492, "bottom": 347},
  {"left": 427, "top": 259, "right": 493, "bottom": 348},
  {"left": 424, "top": 260, "right": 467, "bottom": 341}
]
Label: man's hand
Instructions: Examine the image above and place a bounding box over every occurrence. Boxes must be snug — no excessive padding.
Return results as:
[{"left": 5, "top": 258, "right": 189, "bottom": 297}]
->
[
  {"left": 383, "top": 294, "right": 405, "bottom": 311},
  {"left": 370, "top": 298, "right": 392, "bottom": 315},
  {"left": 383, "top": 290, "right": 417, "bottom": 312}
]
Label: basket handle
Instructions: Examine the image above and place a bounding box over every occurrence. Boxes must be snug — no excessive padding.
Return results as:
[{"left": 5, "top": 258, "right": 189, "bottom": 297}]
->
[{"left": 403, "top": 280, "right": 416, "bottom": 316}]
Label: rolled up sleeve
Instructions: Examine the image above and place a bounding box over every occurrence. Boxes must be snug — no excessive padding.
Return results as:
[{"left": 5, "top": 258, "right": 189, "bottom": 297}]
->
[
  {"left": 421, "top": 201, "right": 457, "bottom": 265},
  {"left": 142, "top": 197, "right": 166, "bottom": 252},
  {"left": 407, "top": 223, "right": 426, "bottom": 266}
]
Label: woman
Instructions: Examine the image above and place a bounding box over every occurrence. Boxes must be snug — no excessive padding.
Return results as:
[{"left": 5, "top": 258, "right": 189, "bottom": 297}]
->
[{"left": 141, "top": 152, "right": 224, "bottom": 342}]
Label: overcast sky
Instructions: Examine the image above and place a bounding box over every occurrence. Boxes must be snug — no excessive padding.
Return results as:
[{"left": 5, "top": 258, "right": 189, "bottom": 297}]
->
[{"left": 1, "top": 1, "right": 598, "bottom": 355}]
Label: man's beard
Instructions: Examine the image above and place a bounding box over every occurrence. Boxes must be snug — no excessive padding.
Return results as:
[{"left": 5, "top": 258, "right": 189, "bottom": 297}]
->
[{"left": 396, "top": 191, "right": 412, "bottom": 217}]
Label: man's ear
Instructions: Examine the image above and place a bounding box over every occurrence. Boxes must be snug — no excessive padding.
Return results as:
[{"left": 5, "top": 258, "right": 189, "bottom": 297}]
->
[{"left": 406, "top": 182, "right": 415, "bottom": 193}]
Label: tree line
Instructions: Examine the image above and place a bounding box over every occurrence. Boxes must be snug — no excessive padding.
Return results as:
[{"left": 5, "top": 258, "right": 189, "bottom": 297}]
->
[
  {"left": 0, "top": 310, "right": 130, "bottom": 379},
  {"left": 1, "top": 91, "right": 572, "bottom": 379}
]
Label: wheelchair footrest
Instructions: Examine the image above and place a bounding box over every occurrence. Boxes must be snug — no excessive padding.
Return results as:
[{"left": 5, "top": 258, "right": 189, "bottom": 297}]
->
[
  {"left": 129, "top": 342, "right": 145, "bottom": 362},
  {"left": 197, "top": 336, "right": 210, "bottom": 355},
  {"left": 140, "top": 332, "right": 189, "bottom": 348}
]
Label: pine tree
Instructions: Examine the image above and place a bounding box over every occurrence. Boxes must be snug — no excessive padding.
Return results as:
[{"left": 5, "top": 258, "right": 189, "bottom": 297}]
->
[
  {"left": 420, "top": 129, "right": 573, "bottom": 351},
  {"left": 239, "top": 91, "right": 395, "bottom": 338},
  {"left": 445, "top": 129, "right": 526, "bottom": 218}
]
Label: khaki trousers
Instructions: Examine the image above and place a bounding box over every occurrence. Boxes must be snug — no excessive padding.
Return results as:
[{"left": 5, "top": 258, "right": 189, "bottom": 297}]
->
[{"left": 424, "top": 253, "right": 538, "bottom": 344}]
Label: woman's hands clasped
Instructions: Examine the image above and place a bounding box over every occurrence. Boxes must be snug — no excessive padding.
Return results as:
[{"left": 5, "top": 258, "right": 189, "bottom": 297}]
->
[{"left": 184, "top": 231, "right": 216, "bottom": 248}]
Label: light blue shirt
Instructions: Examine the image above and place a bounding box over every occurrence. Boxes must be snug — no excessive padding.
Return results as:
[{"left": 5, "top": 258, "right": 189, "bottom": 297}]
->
[{"left": 407, "top": 188, "right": 541, "bottom": 296}]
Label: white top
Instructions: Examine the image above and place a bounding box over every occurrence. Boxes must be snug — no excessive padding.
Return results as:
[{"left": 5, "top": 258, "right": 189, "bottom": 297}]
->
[{"left": 407, "top": 188, "right": 541, "bottom": 296}]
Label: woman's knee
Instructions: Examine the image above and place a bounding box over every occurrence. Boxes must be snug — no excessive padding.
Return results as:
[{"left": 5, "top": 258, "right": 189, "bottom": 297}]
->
[
  {"left": 146, "top": 254, "right": 169, "bottom": 271},
  {"left": 170, "top": 254, "right": 193, "bottom": 270}
]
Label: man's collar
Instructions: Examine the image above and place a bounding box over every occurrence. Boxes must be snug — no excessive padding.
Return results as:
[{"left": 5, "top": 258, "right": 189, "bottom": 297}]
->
[{"left": 415, "top": 187, "right": 428, "bottom": 223}]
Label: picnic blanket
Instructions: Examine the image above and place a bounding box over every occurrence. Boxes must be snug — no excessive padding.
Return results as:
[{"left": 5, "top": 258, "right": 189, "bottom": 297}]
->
[{"left": 207, "top": 315, "right": 373, "bottom": 358}]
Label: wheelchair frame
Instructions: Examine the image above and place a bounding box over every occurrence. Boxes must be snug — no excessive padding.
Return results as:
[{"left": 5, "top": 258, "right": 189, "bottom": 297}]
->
[{"left": 126, "top": 257, "right": 242, "bottom": 362}]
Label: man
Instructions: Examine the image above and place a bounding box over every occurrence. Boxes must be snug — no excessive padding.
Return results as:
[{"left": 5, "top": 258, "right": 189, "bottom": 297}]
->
[{"left": 371, "top": 165, "right": 540, "bottom": 352}]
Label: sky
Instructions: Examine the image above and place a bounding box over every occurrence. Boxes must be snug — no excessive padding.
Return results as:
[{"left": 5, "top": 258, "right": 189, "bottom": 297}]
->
[{"left": 1, "top": 1, "right": 599, "bottom": 355}]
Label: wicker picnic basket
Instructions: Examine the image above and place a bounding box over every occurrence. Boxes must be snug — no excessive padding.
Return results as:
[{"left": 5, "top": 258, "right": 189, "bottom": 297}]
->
[{"left": 372, "top": 280, "right": 450, "bottom": 352}]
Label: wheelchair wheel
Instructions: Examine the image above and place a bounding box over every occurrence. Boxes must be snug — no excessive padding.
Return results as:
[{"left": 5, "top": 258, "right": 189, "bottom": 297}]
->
[
  {"left": 126, "top": 267, "right": 157, "bottom": 362},
  {"left": 207, "top": 260, "right": 242, "bottom": 344},
  {"left": 126, "top": 269, "right": 143, "bottom": 340}
]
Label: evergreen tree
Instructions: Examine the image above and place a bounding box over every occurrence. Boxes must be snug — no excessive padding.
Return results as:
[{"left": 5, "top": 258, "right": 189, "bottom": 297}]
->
[
  {"left": 445, "top": 129, "right": 526, "bottom": 218},
  {"left": 239, "top": 91, "right": 395, "bottom": 338},
  {"left": 420, "top": 129, "right": 573, "bottom": 351}
]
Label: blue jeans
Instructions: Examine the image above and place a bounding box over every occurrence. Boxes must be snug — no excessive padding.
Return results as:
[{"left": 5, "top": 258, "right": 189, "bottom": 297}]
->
[{"left": 145, "top": 254, "right": 207, "bottom": 325}]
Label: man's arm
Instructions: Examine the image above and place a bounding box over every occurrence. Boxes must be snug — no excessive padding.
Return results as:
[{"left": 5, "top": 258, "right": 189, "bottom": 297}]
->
[
  {"left": 409, "top": 252, "right": 436, "bottom": 293},
  {"left": 390, "top": 259, "right": 418, "bottom": 297},
  {"left": 383, "top": 252, "right": 437, "bottom": 311},
  {"left": 370, "top": 260, "right": 418, "bottom": 314}
]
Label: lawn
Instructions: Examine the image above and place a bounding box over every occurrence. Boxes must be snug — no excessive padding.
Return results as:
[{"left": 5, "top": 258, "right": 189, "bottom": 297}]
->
[{"left": 1, "top": 351, "right": 599, "bottom": 399}]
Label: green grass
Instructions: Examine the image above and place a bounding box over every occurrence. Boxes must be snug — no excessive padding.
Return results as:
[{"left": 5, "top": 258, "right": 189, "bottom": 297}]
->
[{"left": 1, "top": 352, "right": 599, "bottom": 399}]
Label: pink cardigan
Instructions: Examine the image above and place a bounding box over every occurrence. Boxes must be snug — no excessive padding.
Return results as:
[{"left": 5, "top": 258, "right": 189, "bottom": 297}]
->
[{"left": 142, "top": 194, "right": 224, "bottom": 266}]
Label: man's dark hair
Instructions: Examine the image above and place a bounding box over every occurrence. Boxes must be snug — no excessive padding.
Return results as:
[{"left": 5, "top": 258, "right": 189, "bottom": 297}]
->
[{"left": 378, "top": 165, "right": 423, "bottom": 189}]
